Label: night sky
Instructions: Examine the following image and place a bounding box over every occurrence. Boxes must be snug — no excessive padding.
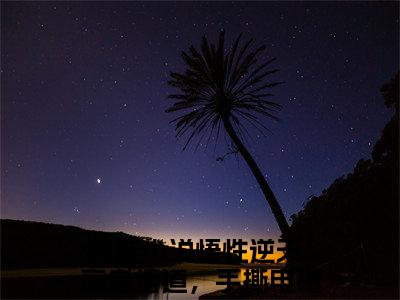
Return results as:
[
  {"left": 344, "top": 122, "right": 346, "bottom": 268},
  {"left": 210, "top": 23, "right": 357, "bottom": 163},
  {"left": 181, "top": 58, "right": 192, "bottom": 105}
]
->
[{"left": 2, "top": 2, "right": 399, "bottom": 243}]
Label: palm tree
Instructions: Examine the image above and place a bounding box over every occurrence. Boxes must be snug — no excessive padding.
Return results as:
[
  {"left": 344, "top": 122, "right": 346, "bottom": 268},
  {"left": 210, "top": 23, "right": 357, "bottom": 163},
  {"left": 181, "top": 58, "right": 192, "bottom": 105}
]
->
[{"left": 165, "top": 31, "right": 290, "bottom": 238}]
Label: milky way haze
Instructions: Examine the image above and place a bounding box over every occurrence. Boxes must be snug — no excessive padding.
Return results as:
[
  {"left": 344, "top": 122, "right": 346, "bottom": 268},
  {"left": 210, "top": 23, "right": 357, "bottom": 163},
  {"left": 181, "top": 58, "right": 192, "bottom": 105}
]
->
[{"left": 2, "top": 2, "right": 399, "bottom": 242}]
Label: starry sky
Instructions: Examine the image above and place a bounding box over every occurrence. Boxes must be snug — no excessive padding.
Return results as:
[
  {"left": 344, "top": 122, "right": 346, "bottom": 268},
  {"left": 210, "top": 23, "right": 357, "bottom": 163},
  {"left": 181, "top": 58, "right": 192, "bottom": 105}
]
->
[{"left": 2, "top": 2, "right": 399, "bottom": 243}]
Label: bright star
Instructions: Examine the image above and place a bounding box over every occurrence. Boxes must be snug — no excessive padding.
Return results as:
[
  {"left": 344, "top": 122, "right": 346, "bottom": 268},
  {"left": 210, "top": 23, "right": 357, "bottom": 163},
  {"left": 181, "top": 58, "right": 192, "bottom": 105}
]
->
[{"left": 97, "top": 178, "right": 101, "bottom": 184}]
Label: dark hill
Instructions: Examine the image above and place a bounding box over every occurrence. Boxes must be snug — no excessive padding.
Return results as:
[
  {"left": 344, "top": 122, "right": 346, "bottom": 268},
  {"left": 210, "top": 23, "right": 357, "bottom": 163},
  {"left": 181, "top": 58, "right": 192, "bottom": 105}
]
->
[
  {"left": 288, "top": 72, "right": 399, "bottom": 287},
  {"left": 1, "top": 219, "right": 239, "bottom": 269}
]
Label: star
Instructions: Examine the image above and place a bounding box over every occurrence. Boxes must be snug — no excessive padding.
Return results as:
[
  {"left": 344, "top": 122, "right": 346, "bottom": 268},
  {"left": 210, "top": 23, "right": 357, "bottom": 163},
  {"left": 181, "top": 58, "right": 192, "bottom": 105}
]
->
[{"left": 96, "top": 178, "right": 101, "bottom": 184}]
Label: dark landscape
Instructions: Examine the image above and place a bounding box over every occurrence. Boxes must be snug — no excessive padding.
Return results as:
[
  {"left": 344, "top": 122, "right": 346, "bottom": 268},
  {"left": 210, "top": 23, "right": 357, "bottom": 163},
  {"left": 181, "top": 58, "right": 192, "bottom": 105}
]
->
[
  {"left": 1, "top": 219, "right": 240, "bottom": 298},
  {"left": 1, "top": 1, "right": 399, "bottom": 299}
]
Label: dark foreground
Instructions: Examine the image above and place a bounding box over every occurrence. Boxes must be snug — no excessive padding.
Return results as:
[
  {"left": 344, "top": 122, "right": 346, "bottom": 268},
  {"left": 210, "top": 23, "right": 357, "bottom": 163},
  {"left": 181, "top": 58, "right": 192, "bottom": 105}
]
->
[
  {"left": 2, "top": 271, "right": 163, "bottom": 299},
  {"left": 199, "top": 284, "right": 399, "bottom": 299},
  {"left": 1, "top": 263, "right": 233, "bottom": 299},
  {"left": 3, "top": 268, "right": 398, "bottom": 299}
]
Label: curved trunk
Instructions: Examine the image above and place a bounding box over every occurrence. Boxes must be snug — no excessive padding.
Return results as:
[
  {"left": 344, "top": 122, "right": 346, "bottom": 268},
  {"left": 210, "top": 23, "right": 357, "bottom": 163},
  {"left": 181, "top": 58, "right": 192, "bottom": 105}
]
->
[{"left": 222, "top": 116, "right": 290, "bottom": 238}]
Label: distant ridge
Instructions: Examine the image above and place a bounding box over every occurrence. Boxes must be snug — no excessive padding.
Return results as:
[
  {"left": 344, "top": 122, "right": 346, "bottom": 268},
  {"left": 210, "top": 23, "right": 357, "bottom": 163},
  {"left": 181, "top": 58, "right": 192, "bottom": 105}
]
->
[
  {"left": 1, "top": 219, "right": 239, "bottom": 270},
  {"left": 2, "top": 218, "right": 160, "bottom": 239}
]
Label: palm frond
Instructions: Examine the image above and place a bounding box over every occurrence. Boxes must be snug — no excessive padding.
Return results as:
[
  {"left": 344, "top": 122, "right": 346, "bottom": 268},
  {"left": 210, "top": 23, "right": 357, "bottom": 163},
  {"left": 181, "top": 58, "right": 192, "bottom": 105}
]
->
[{"left": 166, "top": 31, "right": 282, "bottom": 150}]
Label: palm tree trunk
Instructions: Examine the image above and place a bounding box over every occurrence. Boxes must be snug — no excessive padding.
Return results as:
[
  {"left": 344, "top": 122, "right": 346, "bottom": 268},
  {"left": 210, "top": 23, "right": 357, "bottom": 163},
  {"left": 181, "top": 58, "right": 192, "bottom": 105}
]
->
[{"left": 222, "top": 116, "right": 290, "bottom": 238}]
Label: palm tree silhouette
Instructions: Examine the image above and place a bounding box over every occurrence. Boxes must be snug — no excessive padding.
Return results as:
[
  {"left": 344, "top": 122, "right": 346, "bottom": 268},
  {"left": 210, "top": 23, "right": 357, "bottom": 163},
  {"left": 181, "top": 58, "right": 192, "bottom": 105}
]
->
[{"left": 165, "top": 31, "right": 290, "bottom": 238}]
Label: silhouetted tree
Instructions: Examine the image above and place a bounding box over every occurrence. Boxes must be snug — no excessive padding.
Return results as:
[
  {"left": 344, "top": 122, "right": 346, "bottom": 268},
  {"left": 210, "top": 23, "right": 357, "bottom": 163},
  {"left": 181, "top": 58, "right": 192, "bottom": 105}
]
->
[
  {"left": 380, "top": 71, "right": 399, "bottom": 113},
  {"left": 165, "top": 31, "right": 289, "bottom": 237},
  {"left": 372, "top": 71, "right": 399, "bottom": 163}
]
